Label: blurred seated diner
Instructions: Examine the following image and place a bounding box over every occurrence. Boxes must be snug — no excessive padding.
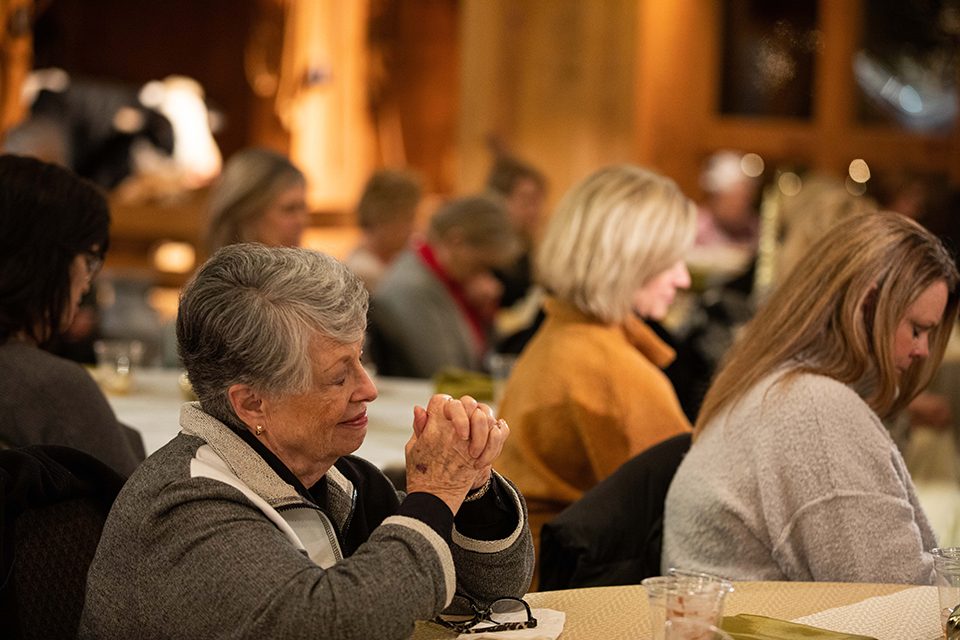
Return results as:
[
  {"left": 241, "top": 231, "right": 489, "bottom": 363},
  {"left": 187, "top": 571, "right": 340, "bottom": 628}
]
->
[
  {"left": 368, "top": 195, "right": 519, "bottom": 378},
  {"left": 205, "top": 147, "right": 309, "bottom": 253},
  {"left": 345, "top": 168, "right": 422, "bottom": 292},
  {"left": 687, "top": 149, "right": 760, "bottom": 287},
  {"left": 0, "top": 154, "right": 145, "bottom": 476}
]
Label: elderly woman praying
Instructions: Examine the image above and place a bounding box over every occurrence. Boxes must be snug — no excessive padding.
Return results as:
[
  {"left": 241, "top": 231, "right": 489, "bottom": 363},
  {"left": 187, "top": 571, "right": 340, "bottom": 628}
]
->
[{"left": 80, "top": 244, "right": 533, "bottom": 640}]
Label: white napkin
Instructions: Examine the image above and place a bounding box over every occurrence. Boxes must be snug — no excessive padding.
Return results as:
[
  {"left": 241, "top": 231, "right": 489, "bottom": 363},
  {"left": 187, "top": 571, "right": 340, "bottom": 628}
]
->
[
  {"left": 455, "top": 608, "right": 565, "bottom": 639},
  {"left": 791, "top": 586, "right": 941, "bottom": 640}
]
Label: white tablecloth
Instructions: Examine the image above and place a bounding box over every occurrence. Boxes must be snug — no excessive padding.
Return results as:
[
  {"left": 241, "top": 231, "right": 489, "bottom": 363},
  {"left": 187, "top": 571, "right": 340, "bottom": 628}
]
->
[{"left": 106, "top": 368, "right": 436, "bottom": 471}]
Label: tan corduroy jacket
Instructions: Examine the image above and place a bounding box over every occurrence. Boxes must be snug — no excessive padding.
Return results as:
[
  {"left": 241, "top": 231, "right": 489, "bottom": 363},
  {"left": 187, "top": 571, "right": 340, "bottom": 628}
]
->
[{"left": 495, "top": 298, "right": 691, "bottom": 561}]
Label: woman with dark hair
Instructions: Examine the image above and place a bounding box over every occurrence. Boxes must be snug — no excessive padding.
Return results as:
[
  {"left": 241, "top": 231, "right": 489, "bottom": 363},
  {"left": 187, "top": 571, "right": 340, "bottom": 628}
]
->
[{"left": 0, "top": 154, "right": 145, "bottom": 476}]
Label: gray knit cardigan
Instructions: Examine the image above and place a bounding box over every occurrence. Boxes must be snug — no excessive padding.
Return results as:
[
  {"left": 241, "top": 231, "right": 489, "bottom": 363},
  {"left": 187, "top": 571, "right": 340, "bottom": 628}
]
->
[{"left": 79, "top": 403, "right": 534, "bottom": 639}]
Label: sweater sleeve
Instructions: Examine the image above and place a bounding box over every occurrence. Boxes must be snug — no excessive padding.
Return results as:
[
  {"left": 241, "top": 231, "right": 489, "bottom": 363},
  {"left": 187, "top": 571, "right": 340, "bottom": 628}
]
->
[
  {"left": 450, "top": 473, "right": 535, "bottom": 603},
  {"left": 394, "top": 472, "right": 533, "bottom": 606},
  {"left": 132, "top": 477, "right": 455, "bottom": 640},
  {"left": 760, "top": 376, "right": 936, "bottom": 584}
]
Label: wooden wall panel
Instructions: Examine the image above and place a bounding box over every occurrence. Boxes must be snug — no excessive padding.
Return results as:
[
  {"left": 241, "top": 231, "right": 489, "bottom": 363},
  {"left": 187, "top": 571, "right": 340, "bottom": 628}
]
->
[
  {"left": 634, "top": 0, "right": 718, "bottom": 196},
  {"left": 633, "top": 0, "right": 958, "bottom": 197},
  {"left": 459, "top": 0, "right": 638, "bottom": 202},
  {"left": 0, "top": 0, "right": 32, "bottom": 135},
  {"left": 280, "top": 0, "right": 373, "bottom": 211}
]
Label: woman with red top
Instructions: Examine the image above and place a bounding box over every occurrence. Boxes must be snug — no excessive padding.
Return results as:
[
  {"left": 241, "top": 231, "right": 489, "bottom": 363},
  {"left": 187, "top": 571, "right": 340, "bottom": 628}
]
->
[{"left": 369, "top": 195, "right": 519, "bottom": 378}]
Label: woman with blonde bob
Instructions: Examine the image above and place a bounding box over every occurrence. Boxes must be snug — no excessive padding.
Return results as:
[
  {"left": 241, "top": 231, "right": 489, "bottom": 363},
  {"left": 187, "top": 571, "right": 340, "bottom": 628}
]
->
[
  {"left": 495, "top": 164, "right": 696, "bottom": 559},
  {"left": 663, "top": 211, "right": 959, "bottom": 584}
]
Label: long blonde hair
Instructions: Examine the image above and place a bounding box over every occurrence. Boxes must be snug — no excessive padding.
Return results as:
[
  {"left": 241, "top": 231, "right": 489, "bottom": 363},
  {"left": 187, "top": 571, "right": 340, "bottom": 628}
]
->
[
  {"left": 695, "top": 211, "right": 959, "bottom": 436},
  {"left": 536, "top": 164, "right": 696, "bottom": 323}
]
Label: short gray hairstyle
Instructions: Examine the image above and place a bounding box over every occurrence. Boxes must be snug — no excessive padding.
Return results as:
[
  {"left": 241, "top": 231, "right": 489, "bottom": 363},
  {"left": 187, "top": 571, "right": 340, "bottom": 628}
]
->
[
  {"left": 536, "top": 164, "right": 696, "bottom": 323},
  {"left": 177, "top": 243, "right": 368, "bottom": 426}
]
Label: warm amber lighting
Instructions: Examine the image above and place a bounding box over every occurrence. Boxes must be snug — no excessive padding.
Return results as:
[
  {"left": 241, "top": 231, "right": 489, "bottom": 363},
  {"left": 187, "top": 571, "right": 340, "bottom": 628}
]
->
[
  {"left": 301, "top": 227, "right": 362, "bottom": 260},
  {"left": 778, "top": 172, "right": 802, "bottom": 196},
  {"left": 740, "top": 153, "right": 765, "bottom": 178},
  {"left": 152, "top": 241, "right": 196, "bottom": 274},
  {"left": 845, "top": 176, "right": 867, "bottom": 196},
  {"left": 112, "top": 106, "right": 145, "bottom": 133},
  {"left": 848, "top": 158, "right": 871, "bottom": 184},
  {"left": 147, "top": 286, "right": 182, "bottom": 323}
]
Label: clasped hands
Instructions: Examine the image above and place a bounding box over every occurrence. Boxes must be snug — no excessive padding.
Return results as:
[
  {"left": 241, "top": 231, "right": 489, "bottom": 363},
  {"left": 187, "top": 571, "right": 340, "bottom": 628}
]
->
[{"left": 405, "top": 394, "right": 509, "bottom": 514}]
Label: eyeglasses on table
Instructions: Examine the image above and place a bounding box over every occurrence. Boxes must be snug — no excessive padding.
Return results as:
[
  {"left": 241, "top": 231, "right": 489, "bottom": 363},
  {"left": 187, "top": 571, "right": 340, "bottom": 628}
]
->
[{"left": 431, "top": 592, "right": 537, "bottom": 634}]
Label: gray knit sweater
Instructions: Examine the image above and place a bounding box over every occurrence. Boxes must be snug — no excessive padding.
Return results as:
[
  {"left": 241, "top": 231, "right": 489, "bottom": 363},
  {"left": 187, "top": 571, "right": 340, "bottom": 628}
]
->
[
  {"left": 0, "top": 340, "right": 145, "bottom": 476},
  {"left": 79, "top": 403, "right": 533, "bottom": 639},
  {"left": 663, "top": 368, "right": 937, "bottom": 584},
  {"left": 370, "top": 249, "right": 483, "bottom": 378}
]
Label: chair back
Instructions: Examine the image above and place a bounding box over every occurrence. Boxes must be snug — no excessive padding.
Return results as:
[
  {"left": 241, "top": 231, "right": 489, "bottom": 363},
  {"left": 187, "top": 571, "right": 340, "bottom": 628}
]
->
[
  {"left": 0, "top": 445, "right": 125, "bottom": 639},
  {"left": 538, "top": 432, "right": 691, "bottom": 590}
]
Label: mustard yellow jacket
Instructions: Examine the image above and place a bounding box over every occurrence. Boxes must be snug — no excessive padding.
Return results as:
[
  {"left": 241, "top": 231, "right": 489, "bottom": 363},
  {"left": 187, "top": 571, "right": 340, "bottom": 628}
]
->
[{"left": 495, "top": 298, "right": 691, "bottom": 556}]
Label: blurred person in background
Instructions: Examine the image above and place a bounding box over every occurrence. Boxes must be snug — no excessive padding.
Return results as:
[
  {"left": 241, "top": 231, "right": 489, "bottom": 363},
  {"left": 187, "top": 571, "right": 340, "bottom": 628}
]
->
[
  {"left": 206, "top": 147, "right": 308, "bottom": 253},
  {"left": 687, "top": 150, "right": 760, "bottom": 285},
  {"left": 485, "top": 153, "right": 547, "bottom": 308},
  {"left": 494, "top": 164, "right": 696, "bottom": 563},
  {"left": 775, "top": 174, "right": 877, "bottom": 284},
  {"left": 369, "top": 195, "right": 519, "bottom": 378},
  {"left": 345, "top": 169, "right": 422, "bottom": 292},
  {"left": 484, "top": 154, "right": 548, "bottom": 356},
  {"left": 0, "top": 154, "right": 145, "bottom": 476}
]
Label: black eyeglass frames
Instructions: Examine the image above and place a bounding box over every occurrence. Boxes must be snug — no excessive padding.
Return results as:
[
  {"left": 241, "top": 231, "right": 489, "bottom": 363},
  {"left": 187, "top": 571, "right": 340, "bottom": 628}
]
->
[{"left": 432, "top": 593, "right": 537, "bottom": 634}]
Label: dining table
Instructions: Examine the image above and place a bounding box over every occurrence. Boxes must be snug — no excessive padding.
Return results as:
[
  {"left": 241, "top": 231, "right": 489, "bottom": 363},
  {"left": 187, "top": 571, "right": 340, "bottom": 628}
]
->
[{"left": 410, "top": 581, "right": 943, "bottom": 639}]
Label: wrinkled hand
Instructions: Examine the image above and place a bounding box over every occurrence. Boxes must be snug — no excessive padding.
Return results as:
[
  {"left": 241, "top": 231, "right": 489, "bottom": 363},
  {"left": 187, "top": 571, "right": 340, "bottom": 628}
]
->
[{"left": 405, "top": 394, "right": 510, "bottom": 513}]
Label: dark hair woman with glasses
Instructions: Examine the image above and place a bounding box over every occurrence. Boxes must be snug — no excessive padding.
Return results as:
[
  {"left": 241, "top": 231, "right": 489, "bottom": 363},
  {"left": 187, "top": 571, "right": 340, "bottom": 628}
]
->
[{"left": 0, "top": 154, "right": 145, "bottom": 476}]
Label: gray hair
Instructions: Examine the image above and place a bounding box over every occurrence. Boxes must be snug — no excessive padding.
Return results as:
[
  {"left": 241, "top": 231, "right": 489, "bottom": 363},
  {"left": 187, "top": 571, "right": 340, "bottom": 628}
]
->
[
  {"left": 536, "top": 164, "right": 696, "bottom": 323},
  {"left": 177, "top": 243, "right": 368, "bottom": 426},
  {"left": 205, "top": 148, "right": 305, "bottom": 253},
  {"left": 427, "top": 194, "right": 520, "bottom": 261}
]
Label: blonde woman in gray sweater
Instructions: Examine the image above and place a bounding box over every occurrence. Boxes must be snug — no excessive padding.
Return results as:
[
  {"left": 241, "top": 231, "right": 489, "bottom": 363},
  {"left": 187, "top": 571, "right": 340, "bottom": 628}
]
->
[{"left": 663, "top": 212, "right": 959, "bottom": 584}]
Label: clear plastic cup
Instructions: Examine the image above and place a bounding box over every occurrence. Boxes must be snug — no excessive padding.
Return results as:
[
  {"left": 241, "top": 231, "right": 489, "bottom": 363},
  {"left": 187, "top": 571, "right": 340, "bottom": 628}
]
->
[
  {"left": 642, "top": 570, "right": 734, "bottom": 640},
  {"left": 666, "top": 568, "right": 734, "bottom": 627},
  {"left": 932, "top": 547, "right": 960, "bottom": 634},
  {"left": 641, "top": 576, "right": 674, "bottom": 640},
  {"left": 664, "top": 618, "right": 734, "bottom": 640},
  {"left": 93, "top": 339, "right": 145, "bottom": 394}
]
